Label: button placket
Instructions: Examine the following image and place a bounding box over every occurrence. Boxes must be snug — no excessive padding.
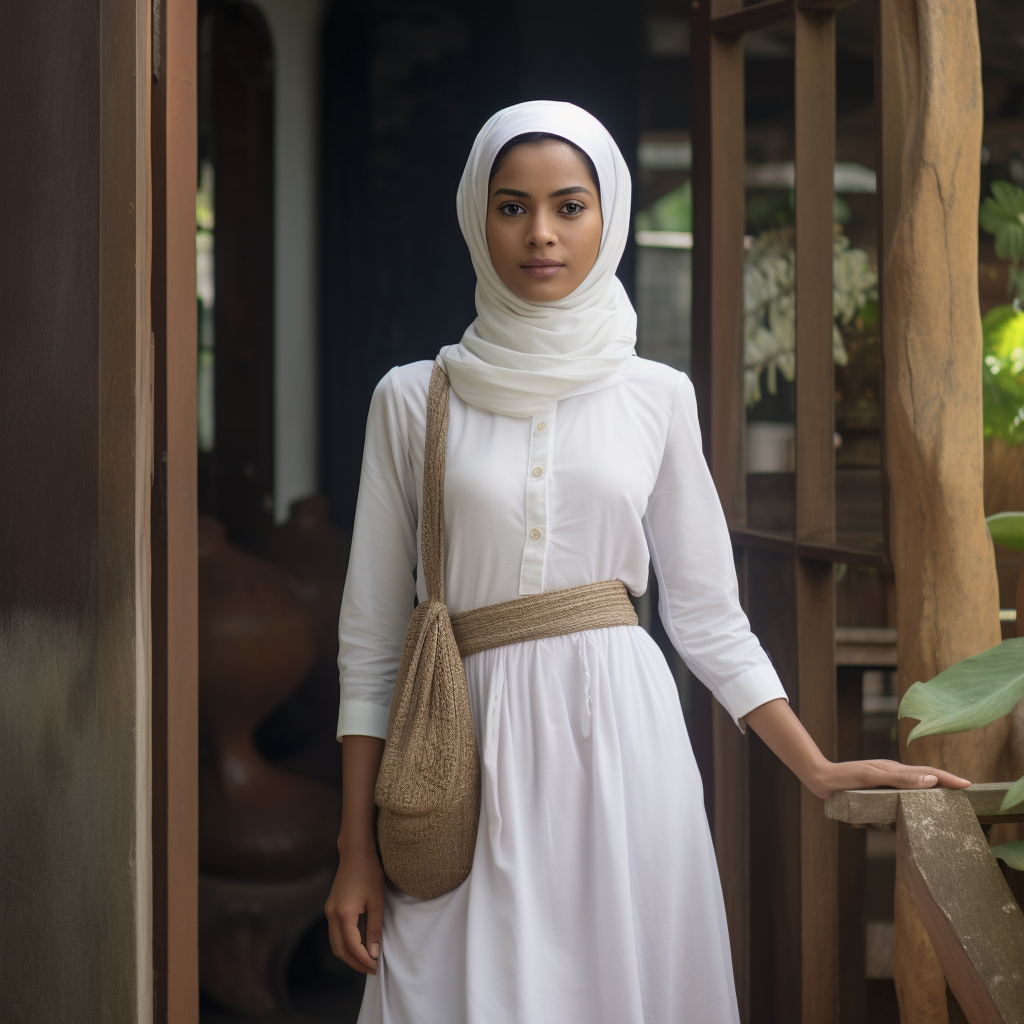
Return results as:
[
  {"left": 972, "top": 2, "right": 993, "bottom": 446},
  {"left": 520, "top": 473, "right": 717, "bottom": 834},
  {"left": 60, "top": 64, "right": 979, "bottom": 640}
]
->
[{"left": 519, "top": 403, "right": 556, "bottom": 594}]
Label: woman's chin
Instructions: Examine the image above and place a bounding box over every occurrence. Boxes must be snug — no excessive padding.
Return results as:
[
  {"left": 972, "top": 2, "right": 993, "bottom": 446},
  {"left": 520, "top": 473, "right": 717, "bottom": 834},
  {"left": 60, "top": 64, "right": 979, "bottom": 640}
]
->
[{"left": 508, "top": 277, "right": 577, "bottom": 304}]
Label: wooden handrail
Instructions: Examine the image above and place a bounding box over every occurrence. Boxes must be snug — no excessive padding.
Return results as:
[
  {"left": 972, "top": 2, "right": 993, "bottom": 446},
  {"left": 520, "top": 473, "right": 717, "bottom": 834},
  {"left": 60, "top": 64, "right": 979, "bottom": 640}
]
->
[
  {"left": 826, "top": 783, "right": 1024, "bottom": 829},
  {"left": 827, "top": 787, "right": 1024, "bottom": 1022}
]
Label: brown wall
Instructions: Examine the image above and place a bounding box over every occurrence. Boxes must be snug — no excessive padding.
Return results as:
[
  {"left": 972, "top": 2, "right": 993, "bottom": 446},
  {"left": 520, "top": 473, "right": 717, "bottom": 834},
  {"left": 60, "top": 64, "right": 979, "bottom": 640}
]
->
[{"left": 0, "top": 2, "right": 151, "bottom": 1020}]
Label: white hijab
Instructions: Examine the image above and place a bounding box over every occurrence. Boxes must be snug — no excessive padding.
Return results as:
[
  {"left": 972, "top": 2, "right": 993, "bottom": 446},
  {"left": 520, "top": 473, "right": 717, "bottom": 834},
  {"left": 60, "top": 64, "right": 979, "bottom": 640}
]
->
[{"left": 439, "top": 100, "right": 636, "bottom": 418}]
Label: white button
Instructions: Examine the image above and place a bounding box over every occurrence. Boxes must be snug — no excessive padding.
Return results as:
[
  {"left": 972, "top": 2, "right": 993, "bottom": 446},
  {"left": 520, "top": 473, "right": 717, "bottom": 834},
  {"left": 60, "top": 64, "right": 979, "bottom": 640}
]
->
[
  {"left": 536, "top": 422, "right": 546, "bottom": 432},
  {"left": 532, "top": 466, "right": 543, "bottom": 478},
  {"left": 529, "top": 528, "right": 541, "bottom": 541}
]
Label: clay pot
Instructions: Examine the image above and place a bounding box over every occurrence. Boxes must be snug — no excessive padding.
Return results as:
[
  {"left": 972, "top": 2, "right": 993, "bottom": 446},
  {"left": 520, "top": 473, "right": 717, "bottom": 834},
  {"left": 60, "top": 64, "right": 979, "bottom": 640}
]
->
[
  {"left": 198, "top": 516, "right": 342, "bottom": 881},
  {"left": 255, "top": 496, "right": 350, "bottom": 670},
  {"left": 254, "top": 496, "right": 351, "bottom": 788}
]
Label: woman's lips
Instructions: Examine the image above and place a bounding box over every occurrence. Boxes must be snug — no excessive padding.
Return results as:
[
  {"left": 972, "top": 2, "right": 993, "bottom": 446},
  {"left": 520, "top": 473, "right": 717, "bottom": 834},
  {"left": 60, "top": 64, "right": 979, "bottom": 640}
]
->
[{"left": 521, "top": 260, "right": 564, "bottom": 278}]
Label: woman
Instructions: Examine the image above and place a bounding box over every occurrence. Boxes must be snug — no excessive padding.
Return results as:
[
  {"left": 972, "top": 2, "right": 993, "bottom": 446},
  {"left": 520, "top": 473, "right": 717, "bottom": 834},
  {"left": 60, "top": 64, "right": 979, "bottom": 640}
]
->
[{"left": 325, "top": 101, "right": 965, "bottom": 1024}]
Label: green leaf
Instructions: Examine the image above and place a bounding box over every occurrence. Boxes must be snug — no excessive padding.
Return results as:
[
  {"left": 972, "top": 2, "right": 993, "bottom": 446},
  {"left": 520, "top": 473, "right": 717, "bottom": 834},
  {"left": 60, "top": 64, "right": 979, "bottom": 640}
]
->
[
  {"left": 981, "top": 304, "right": 1024, "bottom": 446},
  {"left": 898, "top": 637, "right": 1024, "bottom": 742},
  {"left": 990, "top": 839, "right": 1024, "bottom": 871},
  {"left": 987, "top": 512, "right": 1024, "bottom": 552},
  {"left": 1000, "top": 774, "right": 1024, "bottom": 813}
]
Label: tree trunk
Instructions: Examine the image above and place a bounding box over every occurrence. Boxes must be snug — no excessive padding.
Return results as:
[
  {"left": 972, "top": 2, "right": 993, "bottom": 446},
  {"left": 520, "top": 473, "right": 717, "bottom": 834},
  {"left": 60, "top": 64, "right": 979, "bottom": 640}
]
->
[{"left": 883, "top": 2, "right": 1010, "bottom": 1021}]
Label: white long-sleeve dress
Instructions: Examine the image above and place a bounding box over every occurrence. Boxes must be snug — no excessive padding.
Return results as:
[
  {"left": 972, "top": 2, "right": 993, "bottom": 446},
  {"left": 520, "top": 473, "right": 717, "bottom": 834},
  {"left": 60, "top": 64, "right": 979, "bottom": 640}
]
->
[{"left": 337, "top": 356, "right": 788, "bottom": 1024}]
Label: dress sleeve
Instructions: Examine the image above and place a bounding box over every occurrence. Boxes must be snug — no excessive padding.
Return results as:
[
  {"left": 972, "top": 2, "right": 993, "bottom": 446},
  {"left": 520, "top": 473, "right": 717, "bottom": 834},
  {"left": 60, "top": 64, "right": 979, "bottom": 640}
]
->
[
  {"left": 337, "top": 369, "right": 419, "bottom": 740},
  {"left": 642, "top": 373, "right": 788, "bottom": 730}
]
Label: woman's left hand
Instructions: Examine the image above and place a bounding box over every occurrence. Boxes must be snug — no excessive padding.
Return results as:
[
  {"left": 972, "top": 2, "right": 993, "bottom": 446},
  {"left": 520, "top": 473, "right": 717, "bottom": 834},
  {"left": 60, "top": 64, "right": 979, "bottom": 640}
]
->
[
  {"left": 742, "top": 699, "right": 972, "bottom": 800},
  {"left": 809, "top": 759, "right": 971, "bottom": 801}
]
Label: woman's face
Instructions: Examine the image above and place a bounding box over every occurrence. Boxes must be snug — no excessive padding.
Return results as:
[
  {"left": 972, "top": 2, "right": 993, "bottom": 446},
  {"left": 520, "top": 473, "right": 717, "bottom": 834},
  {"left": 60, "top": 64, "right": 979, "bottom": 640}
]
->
[{"left": 486, "top": 140, "right": 603, "bottom": 303}]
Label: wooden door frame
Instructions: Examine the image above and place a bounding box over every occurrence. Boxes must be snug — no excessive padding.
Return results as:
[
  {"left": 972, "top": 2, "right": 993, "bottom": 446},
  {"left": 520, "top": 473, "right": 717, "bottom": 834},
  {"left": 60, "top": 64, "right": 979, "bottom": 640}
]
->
[{"left": 151, "top": 0, "right": 200, "bottom": 1020}]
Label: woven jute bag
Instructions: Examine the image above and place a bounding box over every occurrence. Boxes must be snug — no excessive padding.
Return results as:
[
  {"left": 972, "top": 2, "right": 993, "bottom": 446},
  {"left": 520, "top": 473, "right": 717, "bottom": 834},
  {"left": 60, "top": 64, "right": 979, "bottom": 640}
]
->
[{"left": 374, "top": 363, "right": 480, "bottom": 900}]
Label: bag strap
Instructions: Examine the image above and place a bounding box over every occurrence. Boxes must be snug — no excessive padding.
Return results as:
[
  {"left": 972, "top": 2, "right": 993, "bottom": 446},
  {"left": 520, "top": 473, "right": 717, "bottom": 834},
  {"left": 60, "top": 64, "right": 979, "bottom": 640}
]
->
[{"left": 421, "top": 361, "right": 450, "bottom": 604}]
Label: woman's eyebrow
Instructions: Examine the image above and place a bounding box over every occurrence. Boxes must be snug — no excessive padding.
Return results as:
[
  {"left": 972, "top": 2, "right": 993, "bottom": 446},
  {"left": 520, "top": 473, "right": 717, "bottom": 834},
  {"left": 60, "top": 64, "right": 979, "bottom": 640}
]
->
[
  {"left": 493, "top": 187, "right": 530, "bottom": 198},
  {"left": 550, "top": 185, "right": 592, "bottom": 197}
]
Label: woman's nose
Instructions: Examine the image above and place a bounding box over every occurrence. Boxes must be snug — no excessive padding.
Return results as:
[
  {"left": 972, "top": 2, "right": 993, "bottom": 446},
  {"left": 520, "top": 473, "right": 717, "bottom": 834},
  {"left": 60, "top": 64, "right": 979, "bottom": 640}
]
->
[{"left": 525, "top": 212, "right": 557, "bottom": 247}]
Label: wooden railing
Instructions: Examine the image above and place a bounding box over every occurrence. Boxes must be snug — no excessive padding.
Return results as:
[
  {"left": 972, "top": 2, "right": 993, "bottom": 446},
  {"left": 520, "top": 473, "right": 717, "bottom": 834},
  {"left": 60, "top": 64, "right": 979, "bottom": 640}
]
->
[{"left": 826, "top": 784, "right": 1024, "bottom": 1023}]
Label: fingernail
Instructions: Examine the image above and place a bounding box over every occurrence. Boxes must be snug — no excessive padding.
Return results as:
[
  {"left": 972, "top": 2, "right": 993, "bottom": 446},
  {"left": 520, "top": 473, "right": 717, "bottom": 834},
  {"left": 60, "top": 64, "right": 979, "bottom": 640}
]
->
[
  {"left": 921, "top": 774, "right": 937, "bottom": 785},
  {"left": 370, "top": 942, "right": 380, "bottom": 958}
]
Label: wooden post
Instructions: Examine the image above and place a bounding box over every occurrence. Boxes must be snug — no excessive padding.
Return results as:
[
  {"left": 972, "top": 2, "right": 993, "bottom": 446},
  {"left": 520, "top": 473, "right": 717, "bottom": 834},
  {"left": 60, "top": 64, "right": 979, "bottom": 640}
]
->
[
  {"left": 794, "top": 9, "right": 839, "bottom": 1023},
  {"left": 693, "top": 0, "right": 751, "bottom": 1016},
  {"left": 151, "top": 0, "right": 200, "bottom": 1019},
  {"left": 880, "top": 3, "right": 1009, "bottom": 1021}
]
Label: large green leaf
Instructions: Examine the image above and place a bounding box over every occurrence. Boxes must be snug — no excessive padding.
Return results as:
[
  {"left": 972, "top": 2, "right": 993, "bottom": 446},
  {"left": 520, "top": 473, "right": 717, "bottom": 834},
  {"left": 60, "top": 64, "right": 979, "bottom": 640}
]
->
[
  {"left": 1000, "top": 773, "right": 1024, "bottom": 813},
  {"left": 990, "top": 839, "right": 1024, "bottom": 871},
  {"left": 987, "top": 511, "right": 1024, "bottom": 553},
  {"left": 898, "top": 638, "right": 1024, "bottom": 742}
]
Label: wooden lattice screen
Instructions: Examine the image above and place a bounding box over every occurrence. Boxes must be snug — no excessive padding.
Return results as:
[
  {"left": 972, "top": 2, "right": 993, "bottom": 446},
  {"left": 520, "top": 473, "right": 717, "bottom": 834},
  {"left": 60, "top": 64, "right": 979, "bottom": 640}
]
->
[{"left": 691, "top": 2, "right": 898, "bottom": 1021}]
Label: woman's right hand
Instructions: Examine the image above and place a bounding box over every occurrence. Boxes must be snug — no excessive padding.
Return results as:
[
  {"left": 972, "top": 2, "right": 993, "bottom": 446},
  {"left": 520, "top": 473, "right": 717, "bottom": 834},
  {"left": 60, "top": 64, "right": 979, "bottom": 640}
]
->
[{"left": 325, "top": 838, "right": 386, "bottom": 974}]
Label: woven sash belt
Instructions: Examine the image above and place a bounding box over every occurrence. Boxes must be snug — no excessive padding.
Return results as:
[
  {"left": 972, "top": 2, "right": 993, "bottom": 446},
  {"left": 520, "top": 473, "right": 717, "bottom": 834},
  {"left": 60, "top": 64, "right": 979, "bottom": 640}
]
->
[
  {"left": 450, "top": 579, "right": 637, "bottom": 657},
  {"left": 375, "top": 362, "right": 638, "bottom": 901}
]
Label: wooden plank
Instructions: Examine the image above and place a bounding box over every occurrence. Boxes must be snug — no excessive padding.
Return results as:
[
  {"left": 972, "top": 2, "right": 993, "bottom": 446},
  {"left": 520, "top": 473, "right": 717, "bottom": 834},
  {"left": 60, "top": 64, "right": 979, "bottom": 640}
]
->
[
  {"left": 711, "top": 0, "right": 858, "bottom": 36},
  {"left": 747, "top": 551, "right": 803, "bottom": 1023},
  {"left": 708, "top": 15, "right": 747, "bottom": 527},
  {"left": 713, "top": 701, "right": 749, "bottom": 1017},
  {"left": 836, "top": 668, "right": 866, "bottom": 1024},
  {"left": 797, "top": 536, "right": 888, "bottom": 569},
  {"left": 711, "top": 13, "right": 750, "bottom": 1023},
  {"left": 711, "top": 0, "right": 794, "bottom": 36},
  {"left": 690, "top": 0, "right": 713, "bottom": 452},
  {"left": 729, "top": 526, "right": 798, "bottom": 557},
  {"left": 728, "top": 526, "right": 890, "bottom": 568},
  {"left": 794, "top": 8, "right": 838, "bottom": 1023},
  {"left": 794, "top": 6, "right": 836, "bottom": 547},
  {"left": 897, "top": 790, "right": 1024, "bottom": 1023},
  {"left": 150, "top": 0, "right": 199, "bottom": 1019},
  {"left": 693, "top": 3, "right": 754, "bottom": 1019},
  {"left": 715, "top": 543, "right": 751, "bottom": 1020},
  {"left": 826, "top": 783, "right": 1024, "bottom": 828}
]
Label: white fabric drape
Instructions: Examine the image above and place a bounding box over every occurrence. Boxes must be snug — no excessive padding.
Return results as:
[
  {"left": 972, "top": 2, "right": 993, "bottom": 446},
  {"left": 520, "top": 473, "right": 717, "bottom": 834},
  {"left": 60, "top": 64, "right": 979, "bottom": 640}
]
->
[{"left": 439, "top": 100, "right": 637, "bottom": 417}]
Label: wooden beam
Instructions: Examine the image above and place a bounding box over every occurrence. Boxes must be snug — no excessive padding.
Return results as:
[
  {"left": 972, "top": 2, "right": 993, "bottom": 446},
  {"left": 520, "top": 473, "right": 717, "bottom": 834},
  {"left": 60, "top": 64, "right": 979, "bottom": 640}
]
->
[
  {"left": 729, "top": 526, "right": 889, "bottom": 569},
  {"left": 897, "top": 790, "right": 1024, "bottom": 1023},
  {"left": 711, "top": 0, "right": 794, "bottom": 36},
  {"left": 826, "top": 782, "right": 1024, "bottom": 828},
  {"left": 707, "top": 28, "right": 747, "bottom": 526},
  {"left": 694, "top": 2, "right": 751, "bottom": 1018},
  {"left": 836, "top": 668, "right": 866, "bottom": 1024},
  {"left": 150, "top": 0, "right": 199, "bottom": 1019},
  {"left": 710, "top": 0, "right": 862, "bottom": 35},
  {"left": 794, "top": 7, "right": 838, "bottom": 1023}
]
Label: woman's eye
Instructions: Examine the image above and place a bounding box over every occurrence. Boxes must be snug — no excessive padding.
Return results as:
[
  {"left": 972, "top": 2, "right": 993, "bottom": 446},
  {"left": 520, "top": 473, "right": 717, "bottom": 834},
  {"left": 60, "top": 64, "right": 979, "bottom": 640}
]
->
[
  {"left": 500, "top": 203, "right": 525, "bottom": 216},
  {"left": 561, "top": 202, "right": 584, "bottom": 215}
]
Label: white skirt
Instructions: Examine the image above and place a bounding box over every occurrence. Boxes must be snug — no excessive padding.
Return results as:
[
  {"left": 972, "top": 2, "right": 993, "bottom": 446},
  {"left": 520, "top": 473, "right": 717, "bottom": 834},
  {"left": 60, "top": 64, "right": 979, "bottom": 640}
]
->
[{"left": 357, "top": 625, "right": 740, "bottom": 1024}]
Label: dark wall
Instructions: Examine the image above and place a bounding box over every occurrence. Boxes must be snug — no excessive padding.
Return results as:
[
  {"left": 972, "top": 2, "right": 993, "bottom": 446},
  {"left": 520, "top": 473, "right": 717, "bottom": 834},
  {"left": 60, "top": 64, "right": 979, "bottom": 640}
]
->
[
  {"left": 198, "top": 0, "right": 276, "bottom": 546},
  {"left": 0, "top": 1, "right": 145, "bottom": 1019},
  {"left": 319, "top": 0, "right": 642, "bottom": 531}
]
